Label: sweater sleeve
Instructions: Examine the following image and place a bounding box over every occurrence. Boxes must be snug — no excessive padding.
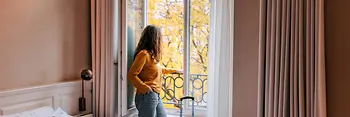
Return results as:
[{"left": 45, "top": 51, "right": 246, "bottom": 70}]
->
[
  {"left": 161, "top": 67, "right": 178, "bottom": 74},
  {"left": 127, "top": 51, "right": 149, "bottom": 94}
]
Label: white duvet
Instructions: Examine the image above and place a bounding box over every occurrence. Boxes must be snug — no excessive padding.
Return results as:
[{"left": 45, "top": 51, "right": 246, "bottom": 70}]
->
[{"left": 0, "top": 106, "right": 72, "bottom": 117}]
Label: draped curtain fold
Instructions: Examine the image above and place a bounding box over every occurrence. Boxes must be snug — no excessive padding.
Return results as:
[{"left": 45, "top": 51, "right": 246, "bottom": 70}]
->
[
  {"left": 257, "top": 0, "right": 326, "bottom": 117},
  {"left": 91, "top": 0, "right": 114, "bottom": 116},
  {"left": 207, "top": 0, "right": 234, "bottom": 116}
]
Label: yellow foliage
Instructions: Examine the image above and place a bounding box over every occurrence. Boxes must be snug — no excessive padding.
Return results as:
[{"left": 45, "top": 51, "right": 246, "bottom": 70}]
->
[
  {"left": 127, "top": 0, "right": 210, "bottom": 109},
  {"left": 147, "top": 0, "right": 210, "bottom": 108}
]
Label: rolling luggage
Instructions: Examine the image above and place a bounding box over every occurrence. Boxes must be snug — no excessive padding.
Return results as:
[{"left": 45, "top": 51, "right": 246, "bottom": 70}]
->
[{"left": 178, "top": 96, "right": 195, "bottom": 117}]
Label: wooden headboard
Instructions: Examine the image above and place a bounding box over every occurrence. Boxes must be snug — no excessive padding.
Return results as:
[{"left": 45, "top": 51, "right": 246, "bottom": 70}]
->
[{"left": 0, "top": 81, "right": 92, "bottom": 116}]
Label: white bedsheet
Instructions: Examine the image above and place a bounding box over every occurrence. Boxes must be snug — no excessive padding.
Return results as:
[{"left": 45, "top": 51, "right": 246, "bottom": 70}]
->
[
  {"left": 0, "top": 106, "right": 72, "bottom": 117},
  {"left": 0, "top": 106, "right": 54, "bottom": 117}
]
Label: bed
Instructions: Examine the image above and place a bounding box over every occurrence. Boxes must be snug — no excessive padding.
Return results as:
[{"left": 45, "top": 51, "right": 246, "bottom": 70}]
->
[{"left": 0, "top": 81, "right": 92, "bottom": 117}]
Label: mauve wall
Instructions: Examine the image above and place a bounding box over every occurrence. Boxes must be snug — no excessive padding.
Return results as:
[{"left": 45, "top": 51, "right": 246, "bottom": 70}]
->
[
  {"left": 325, "top": 0, "right": 350, "bottom": 116},
  {"left": 233, "top": 0, "right": 260, "bottom": 116},
  {"left": 0, "top": 0, "right": 91, "bottom": 90}
]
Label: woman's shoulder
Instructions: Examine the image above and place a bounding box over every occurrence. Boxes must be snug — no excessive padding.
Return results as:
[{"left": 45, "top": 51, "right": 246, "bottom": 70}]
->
[{"left": 137, "top": 50, "right": 150, "bottom": 56}]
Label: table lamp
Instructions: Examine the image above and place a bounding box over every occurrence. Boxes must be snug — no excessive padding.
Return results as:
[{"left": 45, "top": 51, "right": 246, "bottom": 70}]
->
[{"left": 79, "top": 69, "right": 93, "bottom": 112}]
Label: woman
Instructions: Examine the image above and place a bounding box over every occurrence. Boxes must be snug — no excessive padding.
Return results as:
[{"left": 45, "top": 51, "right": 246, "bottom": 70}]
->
[{"left": 127, "top": 25, "right": 181, "bottom": 117}]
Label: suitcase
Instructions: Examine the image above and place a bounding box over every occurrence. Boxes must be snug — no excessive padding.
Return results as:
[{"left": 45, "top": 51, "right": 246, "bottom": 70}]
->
[{"left": 179, "top": 96, "right": 195, "bottom": 117}]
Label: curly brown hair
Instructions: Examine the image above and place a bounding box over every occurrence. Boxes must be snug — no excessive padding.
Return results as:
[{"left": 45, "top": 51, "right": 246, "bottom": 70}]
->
[{"left": 134, "top": 25, "right": 162, "bottom": 63}]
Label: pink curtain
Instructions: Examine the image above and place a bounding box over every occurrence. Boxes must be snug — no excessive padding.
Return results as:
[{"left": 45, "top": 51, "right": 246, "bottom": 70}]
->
[
  {"left": 257, "top": 0, "right": 326, "bottom": 117},
  {"left": 91, "top": 0, "right": 114, "bottom": 116}
]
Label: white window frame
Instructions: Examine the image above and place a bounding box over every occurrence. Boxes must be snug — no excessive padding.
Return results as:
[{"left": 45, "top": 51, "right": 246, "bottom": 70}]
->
[
  {"left": 118, "top": 1, "right": 150, "bottom": 116},
  {"left": 183, "top": 0, "right": 192, "bottom": 110},
  {"left": 118, "top": 0, "right": 213, "bottom": 116},
  {"left": 116, "top": 0, "right": 234, "bottom": 116},
  {"left": 118, "top": 0, "right": 128, "bottom": 116}
]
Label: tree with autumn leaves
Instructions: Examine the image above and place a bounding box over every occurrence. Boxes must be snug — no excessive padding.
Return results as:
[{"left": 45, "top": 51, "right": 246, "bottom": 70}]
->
[
  {"left": 148, "top": 0, "right": 210, "bottom": 75},
  {"left": 147, "top": 0, "right": 210, "bottom": 108}
]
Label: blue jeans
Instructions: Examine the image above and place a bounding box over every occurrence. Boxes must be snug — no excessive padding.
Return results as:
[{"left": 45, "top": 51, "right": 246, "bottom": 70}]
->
[{"left": 135, "top": 92, "right": 167, "bottom": 117}]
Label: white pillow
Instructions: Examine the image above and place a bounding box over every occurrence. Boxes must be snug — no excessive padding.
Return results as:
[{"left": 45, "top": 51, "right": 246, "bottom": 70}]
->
[{"left": 51, "top": 108, "right": 72, "bottom": 117}]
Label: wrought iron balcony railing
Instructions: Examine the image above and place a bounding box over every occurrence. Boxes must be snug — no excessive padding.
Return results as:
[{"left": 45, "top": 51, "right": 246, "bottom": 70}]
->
[{"left": 161, "top": 74, "right": 208, "bottom": 109}]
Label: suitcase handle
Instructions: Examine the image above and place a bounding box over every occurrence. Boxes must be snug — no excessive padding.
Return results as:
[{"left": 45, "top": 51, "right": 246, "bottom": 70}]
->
[
  {"left": 180, "top": 96, "right": 194, "bottom": 101},
  {"left": 179, "top": 96, "right": 195, "bottom": 117}
]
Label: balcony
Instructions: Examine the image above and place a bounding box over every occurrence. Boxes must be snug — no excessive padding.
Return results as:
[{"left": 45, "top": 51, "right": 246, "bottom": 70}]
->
[{"left": 161, "top": 74, "right": 208, "bottom": 116}]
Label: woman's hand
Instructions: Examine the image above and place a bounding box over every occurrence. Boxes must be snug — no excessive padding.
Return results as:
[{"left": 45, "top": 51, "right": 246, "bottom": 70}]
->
[
  {"left": 176, "top": 70, "right": 183, "bottom": 74},
  {"left": 145, "top": 86, "right": 153, "bottom": 94}
]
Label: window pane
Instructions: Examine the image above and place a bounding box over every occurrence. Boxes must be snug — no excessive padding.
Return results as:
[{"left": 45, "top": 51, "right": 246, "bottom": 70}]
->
[
  {"left": 148, "top": 0, "right": 184, "bottom": 109},
  {"left": 128, "top": 0, "right": 145, "bottom": 43},
  {"left": 127, "top": 0, "right": 145, "bottom": 109},
  {"left": 189, "top": 0, "right": 210, "bottom": 108}
]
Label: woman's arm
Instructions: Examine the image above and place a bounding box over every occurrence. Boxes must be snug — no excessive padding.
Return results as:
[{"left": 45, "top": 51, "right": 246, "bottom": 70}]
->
[
  {"left": 161, "top": 67, "right": 182, "bottom": 74},
  {"left": 127, "top": 51, "right": 151, "bottom": 94}
]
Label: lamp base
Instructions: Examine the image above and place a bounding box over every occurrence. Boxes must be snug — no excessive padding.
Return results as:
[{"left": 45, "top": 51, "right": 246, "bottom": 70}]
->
[{"left": 79, "top": 97, "right": 86, "bottom": 112}]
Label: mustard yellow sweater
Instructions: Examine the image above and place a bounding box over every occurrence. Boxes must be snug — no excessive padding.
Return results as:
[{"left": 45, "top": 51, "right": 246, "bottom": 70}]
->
[{"left": 127, "top": 50, "right": 177, "bottom": 94}]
